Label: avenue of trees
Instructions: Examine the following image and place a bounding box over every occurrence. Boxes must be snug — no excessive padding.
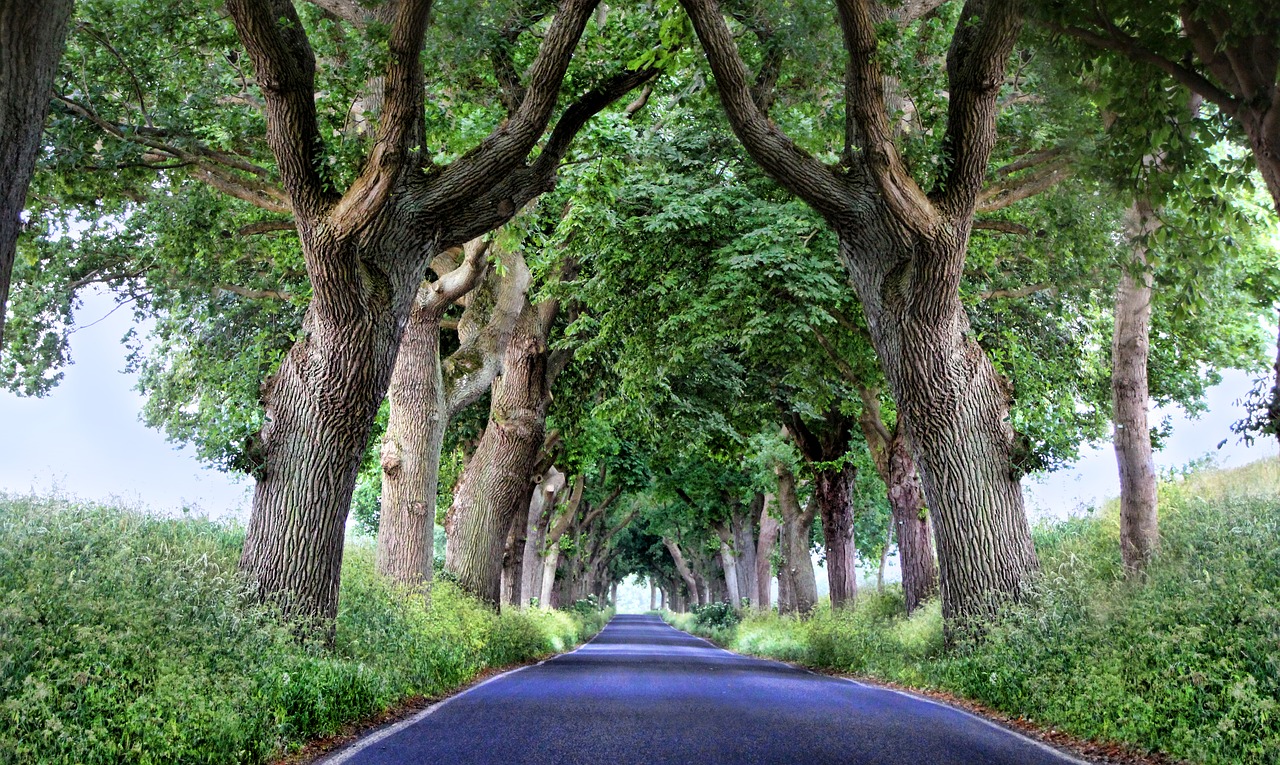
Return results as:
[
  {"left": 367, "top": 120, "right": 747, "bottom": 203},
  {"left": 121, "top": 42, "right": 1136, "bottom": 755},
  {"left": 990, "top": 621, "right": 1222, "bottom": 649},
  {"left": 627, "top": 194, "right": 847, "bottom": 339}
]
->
[{"left": 2, "top": 0, "right": 1277, "bottom": 635}]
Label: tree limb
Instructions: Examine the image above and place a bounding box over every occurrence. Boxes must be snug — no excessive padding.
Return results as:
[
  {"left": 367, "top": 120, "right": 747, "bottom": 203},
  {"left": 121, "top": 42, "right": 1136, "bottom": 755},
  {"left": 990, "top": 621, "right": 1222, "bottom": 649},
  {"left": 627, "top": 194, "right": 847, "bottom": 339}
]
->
[
  {"left": 225, "top": 0, "right": 332, "bottom": 217},
  {"left": 933, "top": 0, "right": 1024, "bottom": 217},
  {"left": 678, "top": 0, "right": 852, "bottom": 221},
  {"left": 328, "top": 0, "right": 433, "bottom": 239}
]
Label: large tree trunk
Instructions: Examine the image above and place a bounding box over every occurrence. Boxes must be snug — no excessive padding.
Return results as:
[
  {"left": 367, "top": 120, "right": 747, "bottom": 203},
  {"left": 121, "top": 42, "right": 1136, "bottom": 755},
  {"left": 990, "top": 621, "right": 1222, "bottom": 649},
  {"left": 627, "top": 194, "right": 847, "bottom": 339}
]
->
[
  {"left": 755, "top": 494, "right": 779, "bottom": 609},
  {"left": 1113, "top": 198, "right": 1160, "bottom": 576},
  {"left": 887, "top": 433, "right": 938, "bottom": 613},
  {"left": 813, "top": 463, "right": 858, "bottom": 608},
  {"left": 0, "top": 0, "right": 74, "bottom": 349},
  {"left": 444, "top": 306, "right": 549, "bottom": 605},
  {"left": 377, "top": 289, "right": 448, "bottom": 586},
  {"left": 775, "top": 465, "right": 817, "bottom": 615},
  {"left": 842, "top": 228, "right": 1039, "bottom": 624}
]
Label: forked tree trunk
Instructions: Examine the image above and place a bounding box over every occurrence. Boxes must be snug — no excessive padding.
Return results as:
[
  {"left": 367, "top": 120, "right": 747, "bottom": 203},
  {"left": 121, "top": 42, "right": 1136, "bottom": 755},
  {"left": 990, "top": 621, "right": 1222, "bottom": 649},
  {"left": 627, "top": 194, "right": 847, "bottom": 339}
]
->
[
  {"left": 1113, "top": 198, "right": 1160, "bottom": 576},
  {"left": 755, "top": 493, "right": 779, "bottom": 609},
  {"left": 378, "top": 245, "right": 527, "bottom": 586},
  {"left": 0, "top": 0, "right": 74, "bottom": 348},
  {"left": 680, "top": 0, "right": 1037, "bottom": 625},
  {"left": 444, "top": 306, "right": 549, "bottom": 605},
  {"left": 776, "top": 465, "right": 818, "bottom": 615}
]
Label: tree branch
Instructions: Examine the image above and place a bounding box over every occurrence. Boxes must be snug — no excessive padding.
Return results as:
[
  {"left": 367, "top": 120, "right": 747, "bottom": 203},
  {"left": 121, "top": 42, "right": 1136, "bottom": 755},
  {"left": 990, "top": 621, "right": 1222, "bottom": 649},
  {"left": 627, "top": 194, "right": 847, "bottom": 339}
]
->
[
  {"left": 1050, "top": 21, "right": 1240, "bottom": 117},
  {"left": 678, "top": 0, "right": 852, "bottom": 221},
  {"left": 933, "top": 0, "right": 1024, "bottom": 217},
  {"left": 422, "top": 0, "right": 600, "bottom": 208},
  {"left": 225, "top": 0, "right": 331, "bottom": 217},
  {"left": 834, "top": 0, "right": 939, "bottom": 234},
  {"left": 328, "top": 0, "right": 433, "bottom": 239},
  {"left": 216, "top": 283, "right": 295, "bottom": 301}
]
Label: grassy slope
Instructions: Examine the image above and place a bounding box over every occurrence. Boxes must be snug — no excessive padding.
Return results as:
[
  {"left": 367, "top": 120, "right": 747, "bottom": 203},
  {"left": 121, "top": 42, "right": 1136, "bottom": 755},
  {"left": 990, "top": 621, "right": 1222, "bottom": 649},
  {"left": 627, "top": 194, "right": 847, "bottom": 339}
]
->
[
  {"left": 668, "top": 458, "right": 1280, "bottom": 765},
  {"left": 0, "top": 496, "right": 609, "bottom": 765}
]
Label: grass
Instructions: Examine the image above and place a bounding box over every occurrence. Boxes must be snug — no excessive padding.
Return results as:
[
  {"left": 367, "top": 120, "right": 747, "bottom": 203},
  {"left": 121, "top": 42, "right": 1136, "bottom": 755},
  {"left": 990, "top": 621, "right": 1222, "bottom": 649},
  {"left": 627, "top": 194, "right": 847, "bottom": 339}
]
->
[
  {"left": 0, "top": 494, "right": 609, "bottom": 765},
  {"left": 665, "top": 457, "right": 1280, "bottom": 765}
]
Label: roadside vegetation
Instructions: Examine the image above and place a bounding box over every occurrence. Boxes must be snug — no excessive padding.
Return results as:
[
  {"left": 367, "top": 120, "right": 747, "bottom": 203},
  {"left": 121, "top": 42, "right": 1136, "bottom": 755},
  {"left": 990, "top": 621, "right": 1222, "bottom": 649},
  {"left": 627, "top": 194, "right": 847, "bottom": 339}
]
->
[
  {"left": 665, "top": 459, "right": 1280, "bottom": 765},
  {"left": 0, "top": 494, "right": 609, "bottom": 765}
]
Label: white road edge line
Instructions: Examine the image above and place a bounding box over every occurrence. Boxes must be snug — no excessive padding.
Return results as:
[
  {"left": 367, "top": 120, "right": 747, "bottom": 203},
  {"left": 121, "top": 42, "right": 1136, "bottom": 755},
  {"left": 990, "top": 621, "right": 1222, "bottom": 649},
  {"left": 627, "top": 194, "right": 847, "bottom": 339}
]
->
[
  {"left": 318, "top": 619, "right": 612, "bottom": 765},
  {"left": 659, "top": 617, "right": 1092, "bottom": 765}
]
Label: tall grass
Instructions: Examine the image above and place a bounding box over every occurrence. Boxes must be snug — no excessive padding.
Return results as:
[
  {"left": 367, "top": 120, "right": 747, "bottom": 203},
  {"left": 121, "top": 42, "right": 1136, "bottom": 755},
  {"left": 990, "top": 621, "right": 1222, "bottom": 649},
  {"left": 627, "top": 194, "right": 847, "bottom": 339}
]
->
[
  {"left": 666, "top": 458, "right": 1280, "bottom": 765},
  {"left": 0, "top": 494, "right": 607, "bottom": 764}
]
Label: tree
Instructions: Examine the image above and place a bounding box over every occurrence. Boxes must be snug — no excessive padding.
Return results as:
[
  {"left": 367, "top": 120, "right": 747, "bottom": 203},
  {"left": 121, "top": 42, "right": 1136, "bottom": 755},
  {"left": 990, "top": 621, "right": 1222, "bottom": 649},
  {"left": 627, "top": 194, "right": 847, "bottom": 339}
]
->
[
  {"left": 680, "top": 0, "right": 1039, "bottom": 622},
  {"left": 220, "top": 0, "right": 654, "bottom": 623},
  {"left": 0, "top": 0, "right": 75, "bottom": 349}
]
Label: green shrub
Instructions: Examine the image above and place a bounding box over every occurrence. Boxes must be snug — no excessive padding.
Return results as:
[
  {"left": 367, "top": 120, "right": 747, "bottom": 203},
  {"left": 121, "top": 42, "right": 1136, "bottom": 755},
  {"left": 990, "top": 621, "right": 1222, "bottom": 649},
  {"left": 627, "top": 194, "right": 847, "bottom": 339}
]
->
[
  {"left": 693, "top": 601, "right": 741, "bottom": 630},
  {"left": 0, "top": 494, "right": 604, "bottom": 764}
]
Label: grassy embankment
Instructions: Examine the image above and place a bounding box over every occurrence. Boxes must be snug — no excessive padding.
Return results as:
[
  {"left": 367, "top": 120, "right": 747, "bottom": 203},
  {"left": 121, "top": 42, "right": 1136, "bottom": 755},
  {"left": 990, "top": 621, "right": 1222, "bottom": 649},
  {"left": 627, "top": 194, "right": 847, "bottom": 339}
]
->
[
  {"left": 666, "top": 458, "right": 1280, "bottom": 765},
  {"left": 0, "top": 495, "right": 609, "bottom": 764}
]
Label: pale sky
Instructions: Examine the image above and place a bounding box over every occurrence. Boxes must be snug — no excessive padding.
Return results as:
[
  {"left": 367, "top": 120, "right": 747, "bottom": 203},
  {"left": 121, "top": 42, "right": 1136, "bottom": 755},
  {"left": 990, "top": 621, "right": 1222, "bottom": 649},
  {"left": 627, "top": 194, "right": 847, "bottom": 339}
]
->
[{"left": 0, "top": 290, "right": 1275, "bottom": 522}]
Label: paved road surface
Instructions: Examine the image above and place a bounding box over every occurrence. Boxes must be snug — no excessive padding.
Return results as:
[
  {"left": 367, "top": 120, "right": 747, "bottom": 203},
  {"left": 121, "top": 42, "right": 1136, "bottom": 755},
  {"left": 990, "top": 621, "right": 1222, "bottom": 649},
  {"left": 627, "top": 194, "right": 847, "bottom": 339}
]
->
[{"left": 327, "top": 614, "right": 1084, "bottom": 765}]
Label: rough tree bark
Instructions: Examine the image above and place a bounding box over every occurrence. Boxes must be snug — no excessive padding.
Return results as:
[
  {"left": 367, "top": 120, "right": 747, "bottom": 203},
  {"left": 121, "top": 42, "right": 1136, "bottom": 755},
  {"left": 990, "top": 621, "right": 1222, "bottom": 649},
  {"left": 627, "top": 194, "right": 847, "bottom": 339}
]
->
[
  {"left": 225, "top": 0, "right": 653, "bottom": 623},
  {"left": 444, "top": 304, "right": 550, "bottom": 606},
  {"left": 539, "top": 474, "right": 585, "bottom": 607},
  {"left": 377, "top": 243, "right": 530, "bottom": 585},
  {"left": 0, "top": 0, "right": 75, "bottom": 350},
  {"left": 755, "top": 493, "right": 780, "bottom": 609},
  {"left": 680, "top": 0, "right": 1038, "bottom": 623},
  {"left": 786, "top": 414, "right": 858, "bottom": 608},
  {"left": 775, "top": 464, "right": 818, "bottom": 615},
  {"left": 1113, "top": 198, "right": 1160, "bottom": 575},
  {"left": 858, "top": 388, "right": 938, "bottom": 613}
]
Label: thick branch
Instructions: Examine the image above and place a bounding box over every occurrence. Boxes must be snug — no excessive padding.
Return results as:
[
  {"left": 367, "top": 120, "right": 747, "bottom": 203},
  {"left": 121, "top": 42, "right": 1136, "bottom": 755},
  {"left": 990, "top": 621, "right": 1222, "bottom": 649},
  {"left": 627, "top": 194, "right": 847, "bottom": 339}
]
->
[
  {"left": 328, "top": 0, "right": 433, "bottom": 239},
  {"left": 934, "top": 0, "right": 1024, "bottom": 217},
  {"left": 225, "top": 0, "right": 331, "bottom": 217},
  {"left": 1052, "top": 22, "right": 1239, "bottom": 117},
  {"left": 679, "top": 0, "right": 852, "bottom": 221},
  {"left": 834, "top": 0, "right": 939, "bottom": 233},
  {"left": 217, "top": 283, "right": 295, "bottom": 301},
  {"left": 423, "top": 0, "right": 600, "bottom": 207}
]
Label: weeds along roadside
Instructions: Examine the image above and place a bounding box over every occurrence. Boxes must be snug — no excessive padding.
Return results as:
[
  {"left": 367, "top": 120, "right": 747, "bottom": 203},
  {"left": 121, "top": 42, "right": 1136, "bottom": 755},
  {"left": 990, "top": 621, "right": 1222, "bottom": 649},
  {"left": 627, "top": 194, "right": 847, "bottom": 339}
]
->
[
  {"left": 0, "top": 495, "right": 611, "bottom": 764},
  {"left": 663, "top": 458, "right": 1280, "bottom": 765}
]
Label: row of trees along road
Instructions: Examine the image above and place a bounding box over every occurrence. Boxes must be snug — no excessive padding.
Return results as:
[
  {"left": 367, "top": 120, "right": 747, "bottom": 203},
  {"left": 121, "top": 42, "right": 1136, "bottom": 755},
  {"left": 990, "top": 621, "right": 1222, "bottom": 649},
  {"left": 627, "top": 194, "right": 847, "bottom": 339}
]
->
[{"left": 2, "top": 0, "right": 1277, "bottom": 635}]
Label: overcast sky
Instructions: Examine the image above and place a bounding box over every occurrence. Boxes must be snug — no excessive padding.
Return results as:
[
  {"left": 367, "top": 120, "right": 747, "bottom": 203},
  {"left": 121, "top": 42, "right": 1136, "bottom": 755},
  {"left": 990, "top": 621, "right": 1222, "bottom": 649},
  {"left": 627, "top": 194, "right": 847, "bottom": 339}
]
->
[{"left": 1, "top": 290, "right": 1275, "bottom": 521}]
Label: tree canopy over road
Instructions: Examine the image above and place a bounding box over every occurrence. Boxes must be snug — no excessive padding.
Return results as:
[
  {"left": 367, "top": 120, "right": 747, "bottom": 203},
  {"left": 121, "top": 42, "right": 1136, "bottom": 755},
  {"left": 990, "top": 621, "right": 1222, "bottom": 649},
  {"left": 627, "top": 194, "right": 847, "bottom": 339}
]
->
[{"left": 3, "top": 0, "right": 1278, "bottom": 635}]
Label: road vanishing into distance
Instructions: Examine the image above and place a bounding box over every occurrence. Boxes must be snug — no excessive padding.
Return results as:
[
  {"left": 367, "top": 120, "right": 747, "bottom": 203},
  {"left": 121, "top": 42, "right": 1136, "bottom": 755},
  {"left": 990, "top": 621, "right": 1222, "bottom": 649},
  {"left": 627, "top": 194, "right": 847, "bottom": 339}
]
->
[{"left": 325, "top": 614, "right": 1085, "bottom": 765}]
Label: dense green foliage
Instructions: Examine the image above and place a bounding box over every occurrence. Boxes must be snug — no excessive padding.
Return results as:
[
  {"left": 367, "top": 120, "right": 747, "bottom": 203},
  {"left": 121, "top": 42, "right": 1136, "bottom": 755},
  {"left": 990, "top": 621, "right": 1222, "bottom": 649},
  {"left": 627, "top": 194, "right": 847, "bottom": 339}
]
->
[
  {"left": 665, "top": 459, "right": 1280, "bottom": 765},
  {"left": 0, "top": 495, "right": 608, "bottom": 765}
]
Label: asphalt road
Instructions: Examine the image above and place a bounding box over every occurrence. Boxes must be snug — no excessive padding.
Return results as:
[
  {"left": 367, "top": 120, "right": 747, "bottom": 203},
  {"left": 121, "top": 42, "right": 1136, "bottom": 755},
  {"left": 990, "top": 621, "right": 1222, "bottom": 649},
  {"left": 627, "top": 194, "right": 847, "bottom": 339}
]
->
[{"left": 326, "top": 614, "right": 1085, "bottom": 765}]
